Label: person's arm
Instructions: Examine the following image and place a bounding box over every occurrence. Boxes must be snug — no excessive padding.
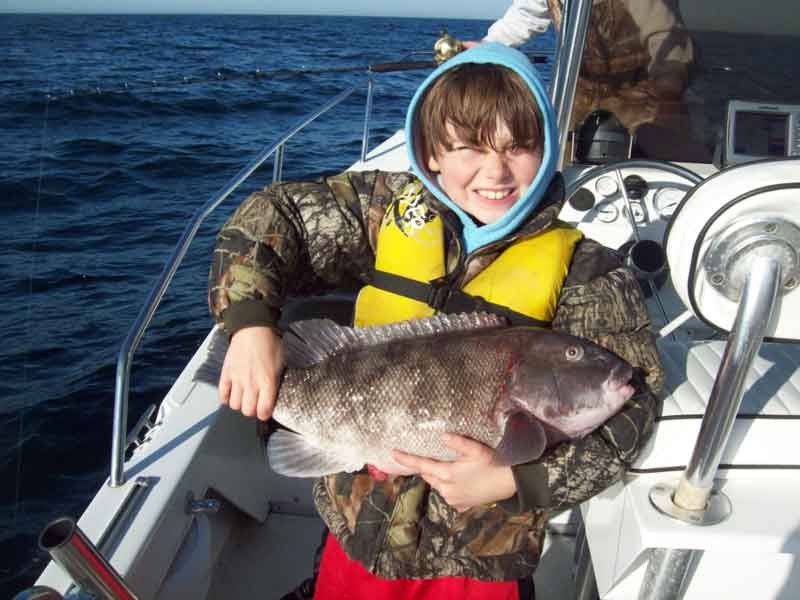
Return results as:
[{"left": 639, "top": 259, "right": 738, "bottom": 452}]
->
[
  {"left": 625, "top": 0, "right": 696, "bottom": 97},
  {"left": 507, "top": 239, "right": 664, "bottom": 512},
  {"left": 208, "top": 170, "right": 413, "bottom": 419},
  {"left": 482, "top": 0, "right": 552, "bottom": 48}
]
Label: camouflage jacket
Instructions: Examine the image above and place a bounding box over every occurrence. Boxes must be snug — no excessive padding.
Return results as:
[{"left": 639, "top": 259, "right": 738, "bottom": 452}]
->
[
  {"left": 546, "top": 0, "right": 697, "bottom": 132},
  {"left": 209, "top": 170, "right": 664, "bottom": 581}
]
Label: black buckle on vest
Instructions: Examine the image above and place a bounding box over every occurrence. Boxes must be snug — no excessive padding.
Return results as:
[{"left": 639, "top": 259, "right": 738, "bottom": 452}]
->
[
  {"left": 427, "top": 277, "right": 454, "bottom": 311},
  {"left": 427, "top": 278, "right": 487, "bottom": 314}
]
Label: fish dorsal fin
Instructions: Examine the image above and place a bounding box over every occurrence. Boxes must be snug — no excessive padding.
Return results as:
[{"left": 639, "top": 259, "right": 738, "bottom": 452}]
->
[{"left": 283, "top": 312, "right": 506, "bottom": 368}]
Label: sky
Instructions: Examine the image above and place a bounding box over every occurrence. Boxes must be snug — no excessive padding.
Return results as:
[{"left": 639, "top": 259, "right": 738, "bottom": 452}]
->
[
  {"left": 0, "top": 0, "right": 511, "bottom": 19},
  {"left": 3, "top": 0, "right": 797, "bottom": 35}
]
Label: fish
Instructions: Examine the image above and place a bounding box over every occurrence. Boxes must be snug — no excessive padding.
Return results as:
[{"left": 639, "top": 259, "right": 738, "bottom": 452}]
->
[{"left": 197, "top": 313, "right": 635, "bottom": 478}]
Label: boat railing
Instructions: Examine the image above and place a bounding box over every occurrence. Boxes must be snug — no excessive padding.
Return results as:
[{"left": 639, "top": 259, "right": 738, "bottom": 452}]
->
[{"left": 110, "top": 59, "right": 433, "bottom": 487}]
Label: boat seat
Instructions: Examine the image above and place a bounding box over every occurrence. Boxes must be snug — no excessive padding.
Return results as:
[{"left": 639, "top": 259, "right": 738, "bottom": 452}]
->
[{"left": 631, "top": 338, "right": 800, "bottom": 474}]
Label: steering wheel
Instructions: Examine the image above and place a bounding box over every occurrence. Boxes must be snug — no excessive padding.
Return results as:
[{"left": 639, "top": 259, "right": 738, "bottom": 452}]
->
[{"left": 564, "top": 160, "right": 704, "bottom": 302}]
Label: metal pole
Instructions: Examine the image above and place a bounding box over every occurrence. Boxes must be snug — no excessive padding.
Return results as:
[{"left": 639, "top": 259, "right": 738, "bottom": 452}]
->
[
  {"left": 39, "top": 517, "right": 138, "bottom": 600},
  {"left": 642, "top": 257, "right": 782, "bottom": 600},
  {"left": 637, "top": 548, "right": 695, "bottom": 600},
  {"left": 272, "top": 144, "right": 285, "bottom": 183},
  {"left": 111, "top": 85, "right": 359, "bottom": 486},
  {"left": 548, "top": 0, "right": 570, "bottom": 108},
  {"left": 673, "top": 256, "right": 781, "bottom": 510},
  {"left": 553, "top": 0, "right": 592, "bottom": 169},
  {"left": 361, "top": 75, "right": 375, "bottom": 163}
]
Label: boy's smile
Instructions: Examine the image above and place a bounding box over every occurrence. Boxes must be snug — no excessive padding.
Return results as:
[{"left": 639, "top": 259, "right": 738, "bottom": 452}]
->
[{"left": 427, "top": 121, "right": 542, "bottom": 226}]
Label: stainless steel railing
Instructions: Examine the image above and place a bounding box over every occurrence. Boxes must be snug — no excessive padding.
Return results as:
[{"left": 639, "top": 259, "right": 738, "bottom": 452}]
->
[
  {"left": 361, "top": 75, "right": 375, "bottom": 163},
  {"left": 640, "top": 255, "right": 783, "bottom": 600},
  {"left": 111, "top": 82, "right": 364, "bottom": 487},
  {"left": 552, "top": 0, "right": 592, "bottom": 170}
]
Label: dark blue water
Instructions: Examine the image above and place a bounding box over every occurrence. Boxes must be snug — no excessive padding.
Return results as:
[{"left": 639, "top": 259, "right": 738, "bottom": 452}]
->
[{"left": 0, "top": 13, "right": 556, "bottom": 595}]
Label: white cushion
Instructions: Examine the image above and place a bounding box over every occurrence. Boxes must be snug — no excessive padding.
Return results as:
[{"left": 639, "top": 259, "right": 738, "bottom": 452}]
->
[{"left": 631, "top": 339, "right": 800, "bottom": 473}]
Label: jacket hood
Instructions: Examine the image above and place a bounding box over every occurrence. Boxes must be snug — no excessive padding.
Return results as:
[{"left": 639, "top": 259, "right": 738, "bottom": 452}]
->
[{"left": 405, "top": 43, "right": 559, "bottom": 254}]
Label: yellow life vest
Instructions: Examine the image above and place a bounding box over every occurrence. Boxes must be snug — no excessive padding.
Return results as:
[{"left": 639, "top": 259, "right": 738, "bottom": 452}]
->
[{"left": 354, "top": 182, "right": 583, "bottom": 328}]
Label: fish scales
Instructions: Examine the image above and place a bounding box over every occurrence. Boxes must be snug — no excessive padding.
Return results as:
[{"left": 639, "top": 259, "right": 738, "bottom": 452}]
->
[
  {"left": 183, "top": 313, "right": 636, "bottom": 477},
  {"left": 274, "top": 330, "right": 514, "bottom": 464}
]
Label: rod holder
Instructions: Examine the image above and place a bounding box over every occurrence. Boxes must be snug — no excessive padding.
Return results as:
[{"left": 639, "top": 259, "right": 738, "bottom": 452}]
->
[{"left": 39, "top": 517, "right": 138, "bottom": 600}]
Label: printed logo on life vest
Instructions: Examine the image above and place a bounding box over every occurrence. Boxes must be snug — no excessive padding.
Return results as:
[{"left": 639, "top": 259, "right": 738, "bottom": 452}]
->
[{"left": 386, "top": 182, "right": 434, "bottom": 237}]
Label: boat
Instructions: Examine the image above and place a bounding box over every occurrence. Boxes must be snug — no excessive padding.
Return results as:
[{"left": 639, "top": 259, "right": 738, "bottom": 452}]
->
[{"left": 17, "top": 1, "right": 800, "bottom": 598}]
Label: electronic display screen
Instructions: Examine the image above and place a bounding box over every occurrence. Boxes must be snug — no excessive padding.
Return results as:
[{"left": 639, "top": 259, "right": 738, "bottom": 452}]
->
[{"left": 733, "top": 111, "right": 788, "bottom": 157}]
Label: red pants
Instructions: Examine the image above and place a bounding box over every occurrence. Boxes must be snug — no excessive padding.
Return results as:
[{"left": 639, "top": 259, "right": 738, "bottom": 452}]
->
[{"left": 313, "top": 533, "right": 520, "bottom": 600}]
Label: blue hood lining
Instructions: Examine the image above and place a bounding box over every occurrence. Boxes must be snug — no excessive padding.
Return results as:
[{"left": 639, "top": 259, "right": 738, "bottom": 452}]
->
[{"left": 405, "top": 43, "right": 559, "bottom": 253}]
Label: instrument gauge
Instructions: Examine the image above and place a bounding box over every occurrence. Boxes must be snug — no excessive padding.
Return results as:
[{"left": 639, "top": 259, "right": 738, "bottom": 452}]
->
[
  {"left": 595, "top": 176, "right": 619, "bottom": 198},
  {"left": 596, "top": 203, "right": 619, "bottom": 223},
  {"left": 626, "top": 202, "right": 648, "bottom": 223},
  {"left": 654, "top": 187, "right": 685, "bottom": 220},
  {"left": 568, "top": 188, "right": 596, "bottom": 211}
]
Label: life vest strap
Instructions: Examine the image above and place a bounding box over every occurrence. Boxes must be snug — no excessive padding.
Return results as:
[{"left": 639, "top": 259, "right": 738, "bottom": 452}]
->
[{"left": 371, "top": 270, "right": 551, "bottom": 328}]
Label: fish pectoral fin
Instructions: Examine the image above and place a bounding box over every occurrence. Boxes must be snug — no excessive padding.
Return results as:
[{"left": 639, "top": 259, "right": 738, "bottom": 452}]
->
[
  {"left": 493, "top": 413, "right": 547, "bottom": 466},
  {"left": 267, "top": 430, "right": 363, "bottom": 478}
]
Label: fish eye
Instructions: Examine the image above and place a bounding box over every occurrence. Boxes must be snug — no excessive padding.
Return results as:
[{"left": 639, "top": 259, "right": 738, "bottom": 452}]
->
[{"left": 565, "top": 345, "right": 584, "bottom": 361}]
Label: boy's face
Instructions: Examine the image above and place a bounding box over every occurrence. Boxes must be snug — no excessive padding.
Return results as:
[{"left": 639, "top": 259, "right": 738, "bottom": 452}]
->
[{"left": 427, "top": 120, "right": 542, "bottom": 226}]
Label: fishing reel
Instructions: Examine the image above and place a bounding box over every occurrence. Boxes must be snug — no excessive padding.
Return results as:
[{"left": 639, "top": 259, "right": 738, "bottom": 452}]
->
[{"left": 433, "top": 31, "right": 465, "bottom": 64}]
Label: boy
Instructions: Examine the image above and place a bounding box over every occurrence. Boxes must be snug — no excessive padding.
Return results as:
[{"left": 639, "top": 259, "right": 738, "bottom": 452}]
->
[{"left": 209, "top": 44, "right": 663, "bottom": 599}]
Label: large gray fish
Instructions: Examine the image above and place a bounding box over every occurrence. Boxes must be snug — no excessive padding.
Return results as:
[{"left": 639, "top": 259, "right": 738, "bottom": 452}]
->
[{"left": 199, "top": 313, "right": 635, "bottom": 478}]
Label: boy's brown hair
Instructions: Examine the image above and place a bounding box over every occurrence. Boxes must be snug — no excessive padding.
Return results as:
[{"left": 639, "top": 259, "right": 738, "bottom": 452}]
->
[{"left": 416, "top": 63, "right": 544, "bottom": 166}]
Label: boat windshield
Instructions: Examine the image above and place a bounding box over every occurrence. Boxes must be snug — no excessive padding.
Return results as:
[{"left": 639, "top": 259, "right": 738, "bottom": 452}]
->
[{"left": 563, "top": 1, "right": 800, "bottom": 167}]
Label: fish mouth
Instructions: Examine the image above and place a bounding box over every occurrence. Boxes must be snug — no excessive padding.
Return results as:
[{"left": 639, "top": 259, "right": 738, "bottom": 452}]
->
[{"left": 607, "top": 363, "right": 635, "bottom": 399}]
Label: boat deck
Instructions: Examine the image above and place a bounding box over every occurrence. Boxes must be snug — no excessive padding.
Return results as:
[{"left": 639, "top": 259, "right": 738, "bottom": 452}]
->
[{"left": 208, "top": 488, "right": 578, "bottom": 600}]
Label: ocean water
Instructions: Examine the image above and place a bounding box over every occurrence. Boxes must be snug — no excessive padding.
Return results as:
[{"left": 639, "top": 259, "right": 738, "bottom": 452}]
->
[{"left": 0, "top": 13, "right": 556, "bottom": 595}]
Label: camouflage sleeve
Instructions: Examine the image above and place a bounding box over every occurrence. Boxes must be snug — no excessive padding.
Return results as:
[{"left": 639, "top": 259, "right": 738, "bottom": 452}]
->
[
  {"left": 511, "top": 239, "right": 664, "bottom": 512},
  {"left": 208, "top": 170, "right": 416, "bottom": 335}
]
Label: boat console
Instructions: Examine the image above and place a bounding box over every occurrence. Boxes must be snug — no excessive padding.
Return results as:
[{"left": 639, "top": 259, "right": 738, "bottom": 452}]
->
[{"left": 579, "top": 158, "right": 800, "bottom": 600}]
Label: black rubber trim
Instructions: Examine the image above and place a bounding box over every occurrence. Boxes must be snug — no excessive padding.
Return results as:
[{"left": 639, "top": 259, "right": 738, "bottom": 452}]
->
[
  {"left": 629, "top": 463, "right": 800, "bottom": 474},
  {"left": 655, "top": 414, "right": 800, "bottom": 422},
  {"left": 663, "top": 156, "right": 800, "bottom": 246}
]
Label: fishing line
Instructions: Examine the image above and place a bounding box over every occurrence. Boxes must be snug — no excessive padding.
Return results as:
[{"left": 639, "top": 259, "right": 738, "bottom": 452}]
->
[
  {"left": 40, "top": 62, "right": 421, "bottom": 102},
  {"left": 39, "top": 51, "right": 550, "bottom": 102},
  {"left": 13, "top": 90, "right": 51, "bottom": 530}
]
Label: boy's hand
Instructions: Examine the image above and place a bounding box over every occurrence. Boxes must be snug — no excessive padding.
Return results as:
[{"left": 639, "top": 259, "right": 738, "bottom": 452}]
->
[
  {"left": 219, "top": 326, "right": 285, "bottom": 421},
  {"left": 392, "top": 433, "right": 516, "bottom": 512}
]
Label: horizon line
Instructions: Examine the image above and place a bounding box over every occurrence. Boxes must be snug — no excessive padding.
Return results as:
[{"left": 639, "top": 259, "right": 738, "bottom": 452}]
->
[{"left": 0, "top": 11, "right": 494, "bottom": 19}]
